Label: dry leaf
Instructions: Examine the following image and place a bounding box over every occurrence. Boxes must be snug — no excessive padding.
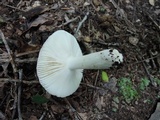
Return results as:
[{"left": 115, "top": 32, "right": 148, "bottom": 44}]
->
[
  {"left": 149, "top": 0, "right": 155, "bottom": 6},
  {"left": 29, "top": 13, "right": 53, "bottom": 28},
  {"left": 95, "top": 96, "right": 105, "bottom": 110},
  {"left": 51, "top": 105, "right": 64, "bottom": 114},
  {"left": 129, "top": 36, "right": 139, "bottom": 46},
  {"left": 29, "top": 115, "right": 38, "bottom": 120},
  {"left": 93, "top": 0, "right": 100, "bottom": 6},
  {"left": 1, "top": 62, "right": 9, "bottom": 77},
  {"left": 83, "top": 2, "right": 90, "bottom": 7},
  {"left": 84, "top": 36, "right": 92, "bottom": 43},
  {"left": 78, "top": 112, "right": 88, "bottom": 120}
]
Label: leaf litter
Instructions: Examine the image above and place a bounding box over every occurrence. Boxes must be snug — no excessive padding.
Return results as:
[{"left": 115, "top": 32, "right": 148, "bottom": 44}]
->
[{"left": 0, "top": 0, "right": 160, "bottom": 119}]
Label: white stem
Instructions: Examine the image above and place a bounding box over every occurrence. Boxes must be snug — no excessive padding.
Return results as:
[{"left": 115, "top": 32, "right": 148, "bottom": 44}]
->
[{"left": 68, "top": 49, "right": 123, "bottom": 70}]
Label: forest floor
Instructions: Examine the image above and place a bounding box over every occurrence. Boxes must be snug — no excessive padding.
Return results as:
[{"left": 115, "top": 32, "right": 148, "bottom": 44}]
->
[{"left": 0, "top": 0, "right": 160, "bottom": 120}]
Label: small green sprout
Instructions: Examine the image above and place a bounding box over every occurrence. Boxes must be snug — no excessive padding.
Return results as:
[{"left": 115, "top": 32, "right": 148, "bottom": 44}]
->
[
  {"left": 118, "top": 78, "right": 138, "bottom": 103},
  {"left": 101, "top": 71, "right": 109, "bottom": 82},
  {"left": 139, "top": 78, "right": 150, "bottom": 91}
]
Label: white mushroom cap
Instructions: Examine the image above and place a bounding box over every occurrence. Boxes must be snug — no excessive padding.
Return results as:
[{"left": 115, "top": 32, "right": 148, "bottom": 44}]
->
[
  {"left": 37, "top": 30, "right": 83, "bottom": 97},
  {"left": 37, "top": 30, "right": 123, "bottom": 98}
]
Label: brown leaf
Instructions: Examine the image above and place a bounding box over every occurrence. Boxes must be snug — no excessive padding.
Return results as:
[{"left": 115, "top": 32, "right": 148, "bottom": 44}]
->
[
  {"left": 29, "top": 13, "right": 53, "bottom": 28},
  {"left": 78, "top": 112, "right": 88, "bottom": 120},
  {"left": 23, "top": 6, "right": 49, "bottom": 20},
  {"left": 129, "top": 36, "right": 139, "bottom": 46},
  {"left": 29, "top": 115, "right": 38, "bottom": 120},
  {"left": 51, "top": 104, "right": 65, "bottom": 114},
  {"left": 95, "top": 96, "right": 105, "bottom": 110}
]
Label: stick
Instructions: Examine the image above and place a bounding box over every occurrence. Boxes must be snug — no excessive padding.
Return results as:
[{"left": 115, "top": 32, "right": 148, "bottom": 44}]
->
[
  {"left": 144, "top": 11, "right": 160, "bottom": 31},
  {"left": 1, "top": 2, "right": 25, "bottom": 12},
  {"left": 11, "top": 82, "right": 18, "bottom": 119},
  {"left": 15, "top": 50, "right": 39, "bottom": 57},
  {"left": 75, "top": 12, "right": 89, "bottom": 36},
  {"left": 0, "top": 58, "right": 37, "bottom": 63},
  {"left": 0, "top": 78, "right": 39, "bottom": 84},
  {"left": 0, "top": 30, "right": 17, "bottom": 73},
  {"left": 18, "top": 69, "right": 23, "bottom": 120},
  {"left": 109, "top": 0, "right": 136, "bottom": 33},
  {"left": 137, "top": 53, "right": 156, "bottom": 86},
  {"left": 39, "top": 111, "right": 47, "bottom": 120},
  {"left": 64, "top": 98, "right": 83, "bottom": 120}
]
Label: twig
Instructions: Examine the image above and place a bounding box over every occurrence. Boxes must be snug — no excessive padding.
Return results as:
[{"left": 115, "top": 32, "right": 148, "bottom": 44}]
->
[
  {"left": 0, "top": 2, "right": 25, "bottom": 12},
  {"left": 0, "top": 30, "right": 17, "bottom": 73},
  {"left": 109, "top": 0, "right": 136, "bottom": 33},
  {"left": 39, "top": 111, "right": 47, "bottom": 120},
  {"left": 57, "top": 15, "right": 79, "bottom": 28},
  {"left": 137, "top": 53, "right": 157, "bottom": 86},
  {"left": 131, "top": 54, "right": 160, "bottom": 65},
  {"left": 18, "top": 69, "right": 23, "bottom": 120},
  {"left": 144, "top": 11, "right": 160, "bottom": 31},
  {"left": 0, "top": 78, "right": 39, "bottom": 84},
  {"left": 81, "top": 83, "right": 104, "bottom": 90},
  {"left": 64, "top": 98, "right": 83, "bottom": 120},
  {"left": 15, "top": 50, "right": 39, "bottom": 57},
  {"left": 75, "top": 12, "right": 89, "bottom": 36},
  {"left": 0, "top": 58, "right": 37, "bottom": 63},
  {"left": 11, "top": 85, "right": 18, "bottom": 119},
  {"left": 94, "top": 70, "right": 100, "bottom": 86},
  {"left": 92, "top": 70, "right": 100, "bottom": 99}
]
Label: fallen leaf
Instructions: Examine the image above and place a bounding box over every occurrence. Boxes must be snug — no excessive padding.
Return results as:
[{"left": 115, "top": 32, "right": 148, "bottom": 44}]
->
[
  {"left": 51, "top": 104, "right": 65, "bottom": 114},
  {"left": 103, "top": 77, "right": 118, "bottom": 93},
  {"left": 154, "top": 9, "right": 160, "bottom": 15},
  {"left": 129, "top": 36, "right": 139, "bottom": 46},
  {"left": 149, "top": 0, "right": 155, "bottom": 6},
  {"left": 101, "top": 71, "right": 109, "bottom": 82},
  {"left": 95, "top": 96, "right": 105, "bottom": 110},
  {"left": 32, "top": 1, "right": 41, "bottom": 7},
  {"left": 84, "top": 36, "right": 92, "bottom": 43},
  {"left": 93, "top": 0, "right": 100, "bottom": 6},
  {"left": 29, "top": 115, "right": 38, "bottom": 120},
  {"left": 83, "top": 2, "right": 90, "bottom": 7},
  {"left": 0, "top": 62, "right": 9, "bottom": 77},
  {"left": 78, "top": 112, "right": 88, "bottom": 120},
  {"left": 23, "top": 6, "right": 49, "bottom": 20},
  {"left": 29, "top": 13, "right": 53, "bottom": 28}
]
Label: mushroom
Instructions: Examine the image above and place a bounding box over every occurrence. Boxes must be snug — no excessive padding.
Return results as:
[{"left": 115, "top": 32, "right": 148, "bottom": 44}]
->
[{"left": 37, "top": 30, "right": 123, "bottom": 97}]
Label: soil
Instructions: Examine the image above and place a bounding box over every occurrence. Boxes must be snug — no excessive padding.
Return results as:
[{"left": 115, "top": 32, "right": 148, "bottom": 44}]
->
[{"left": 0, "top": 0, "right": 160, "bottom": 120}]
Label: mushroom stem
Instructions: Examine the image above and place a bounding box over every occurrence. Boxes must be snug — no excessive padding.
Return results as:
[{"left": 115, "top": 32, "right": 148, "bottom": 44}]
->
[{"left": 68, "top": 49, "right": 123, "bottom": 70}]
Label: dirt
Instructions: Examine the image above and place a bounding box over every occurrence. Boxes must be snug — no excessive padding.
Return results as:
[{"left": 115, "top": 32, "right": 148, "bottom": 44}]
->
[{"left": 0, "top": 0, "right": 160, "bottom": 120}]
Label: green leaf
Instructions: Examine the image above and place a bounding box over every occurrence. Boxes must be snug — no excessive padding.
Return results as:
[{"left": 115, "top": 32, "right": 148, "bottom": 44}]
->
[
  {"left": 101, "top": 71, "right": 109, "bottom": 82},
  {"left": 139, "top": 78, "right": 150, "bottom": 90},
  {"left": 32, "top": 94, "right": 48, "bottom": 104},
  {"left": 118, "top": 78, "right": 138, "bottom": 103}
]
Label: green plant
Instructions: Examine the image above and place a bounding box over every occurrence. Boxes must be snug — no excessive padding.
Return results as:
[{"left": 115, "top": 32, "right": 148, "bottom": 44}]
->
[
  {"left": 101, "top": 71, "right": 109, "bottom": 82},
  {"left": 139, "top": 78, "right": 150, "bottom": 90},
  {"left": 154, "top": 78, "right": 160, "bottom": 86},
  {"left": 32, "top": 94, "right": 48, "bottom": 104},
  {"left": 118, "top": 78, "right": 138, "bottom": 103}
]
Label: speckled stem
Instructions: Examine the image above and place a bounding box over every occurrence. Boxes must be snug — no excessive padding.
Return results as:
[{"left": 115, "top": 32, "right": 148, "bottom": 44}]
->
[{"left": 68, "top": 49, "right": 122, "bottom": 70}]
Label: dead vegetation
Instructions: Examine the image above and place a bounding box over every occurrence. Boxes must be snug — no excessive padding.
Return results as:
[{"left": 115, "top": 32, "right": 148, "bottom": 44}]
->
[{"left": 0, "top": 0, "right": 160, "bottom": 120}]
